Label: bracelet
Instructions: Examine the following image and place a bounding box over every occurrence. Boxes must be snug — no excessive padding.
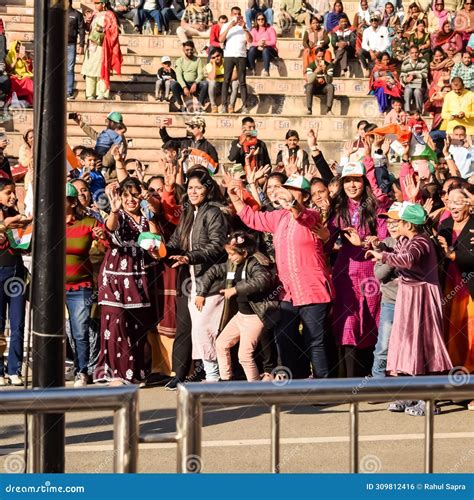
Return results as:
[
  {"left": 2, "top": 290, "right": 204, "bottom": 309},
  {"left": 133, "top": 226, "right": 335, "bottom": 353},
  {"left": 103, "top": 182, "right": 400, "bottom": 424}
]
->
[{"left": 111, "top": 210, "right": 120, "bottom": 214}]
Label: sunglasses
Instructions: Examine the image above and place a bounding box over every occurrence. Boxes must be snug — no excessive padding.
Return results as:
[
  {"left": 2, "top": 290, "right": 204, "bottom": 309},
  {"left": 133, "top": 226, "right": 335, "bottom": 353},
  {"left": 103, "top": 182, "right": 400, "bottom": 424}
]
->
[
  {"left": 257, "top": 17, "right": 265, "bottom": 20},
  {"left": 127, "top": 169, "right": 136, "bottom": 174}
]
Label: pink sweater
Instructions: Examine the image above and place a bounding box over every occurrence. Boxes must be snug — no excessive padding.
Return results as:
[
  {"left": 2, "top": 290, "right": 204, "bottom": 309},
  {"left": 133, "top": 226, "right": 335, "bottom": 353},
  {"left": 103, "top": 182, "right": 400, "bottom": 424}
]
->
[
  {"left": 250, "top": 26, "right": 278, "bottom": 49},
  {"left": 238, "top": 205, "right": 333, "bottom": 306}
]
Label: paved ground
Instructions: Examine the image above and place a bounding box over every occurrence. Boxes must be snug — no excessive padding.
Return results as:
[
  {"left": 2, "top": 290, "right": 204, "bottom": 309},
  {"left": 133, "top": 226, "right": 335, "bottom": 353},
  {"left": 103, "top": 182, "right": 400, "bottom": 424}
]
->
[{"left": 0, "top": 382, "right": 473, "bottom": 474}]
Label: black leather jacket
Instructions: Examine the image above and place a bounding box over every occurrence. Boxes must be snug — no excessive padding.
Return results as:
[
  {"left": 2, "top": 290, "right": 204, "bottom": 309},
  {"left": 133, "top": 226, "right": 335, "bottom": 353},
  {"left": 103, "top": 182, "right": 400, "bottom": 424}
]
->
[{"left": 166, "top": 202, "right": 228, "bottom": 296}]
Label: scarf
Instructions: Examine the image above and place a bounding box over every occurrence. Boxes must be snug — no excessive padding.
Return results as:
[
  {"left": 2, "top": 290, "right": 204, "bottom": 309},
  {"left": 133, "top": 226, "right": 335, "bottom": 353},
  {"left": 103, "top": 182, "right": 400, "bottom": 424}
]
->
[
  {"left": 5, "top": 41, "right": 33, "bottom": 79},
  {"left": 431, "top": 0, "right": 449, "bottom": 29},
  {"left": 429, "top": 56, "right": 455, "bottom": 72},
  {"left": 101, "top": 10, "right": 123, "bottom": 90},
  {"left": 434, "top": 23, "right": 457, "bottom": 45},
  {"left": 369, "top": 61, "right": 400, "bottom": 89},
  {"left": 281, "top": 146, "right": 305, "bottom": 172},
  {"left": 357, "top": 2, "right": 372, "bottom": 24}
]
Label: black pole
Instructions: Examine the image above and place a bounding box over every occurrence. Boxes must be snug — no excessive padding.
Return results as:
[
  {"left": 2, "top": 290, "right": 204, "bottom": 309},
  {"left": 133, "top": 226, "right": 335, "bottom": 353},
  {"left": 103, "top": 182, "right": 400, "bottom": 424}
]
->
[{"left": 30, "top": 0, "right": 67, "bottom": 472}]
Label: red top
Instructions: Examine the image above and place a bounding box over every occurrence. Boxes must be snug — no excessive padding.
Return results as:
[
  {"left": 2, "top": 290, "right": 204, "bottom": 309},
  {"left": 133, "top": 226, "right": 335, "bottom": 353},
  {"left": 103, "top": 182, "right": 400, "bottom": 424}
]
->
[{"left": 209, "top": 23, "right": 221, "bottom": 48}]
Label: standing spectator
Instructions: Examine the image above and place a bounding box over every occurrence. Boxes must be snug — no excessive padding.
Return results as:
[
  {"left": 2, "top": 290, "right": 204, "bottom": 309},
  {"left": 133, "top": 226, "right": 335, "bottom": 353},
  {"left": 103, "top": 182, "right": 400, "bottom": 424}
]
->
[
  {"left": 161, "top": 0, "right": 186, "bottom": 33},
  {"left": 454, "top": 0, "right": 474, "bottom": 45},
  {"left": 4, "top": 41, "right": 33, "bottom": 106},
  {"left": 248, "top": 14, "right": 278, "bottom": 76},
  {"left": 138, "top": 0, "right": 164, "bottom": 35},
  {"left": 451, "top": 51, "right": 474, "bottom": 91},
  {"left": 303, "top": 15, "right": 331, "bottom": 72},
  {"left": 81, "top": 0, "right": 122, "bottom": 101},
  {"left": 330, "top": 15, "right": 356, "bottom": 77},
  {"left": 155, "top": 56, "right": 176, "bottom": 101},
  {"left": 305, "top": 47, "right": 335, "bottom": 115},
  {"left": 441, "top": 77, "right": 474, "bottom": 135},
  {"left": 206, "top": 48, "right": 239, "bottom": 113},
  {"left": 246, "top": 0, "right": 274, "bottom": 29},
  {"left": 176, "top": 0, "right": 214, "bottom": 43},
  {"left": 358, "top": 13, "right": 390, "bottom": 77},
  {"left": 208, "top": 15, "right": 228, "bottom": 58},
  {"left": 326, "top": 1, "right": 346, "bottom": 32},
  {"left": 228, "top": 116, "right": 272, "bottom": 168},
  {"left": 67, "top": 0, "right": 85, "bottom": 100},
  {"left": 111, "top": 0, "right": 141, "bottom": 33},
  {"left": 400, "top": 46, "right": 428, "bottom": 112},
  {"left": 220, "top": 7, "right": 253, "bottom": 113},
  {"left": 171, "top": 41, "right": 209, "bottom": 111}
]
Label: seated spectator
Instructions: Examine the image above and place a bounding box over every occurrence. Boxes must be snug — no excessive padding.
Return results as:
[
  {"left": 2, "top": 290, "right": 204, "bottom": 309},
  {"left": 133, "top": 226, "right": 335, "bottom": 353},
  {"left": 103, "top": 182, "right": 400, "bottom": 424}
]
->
[
  {"left": 427, "top": 0, "right": 452, "bottom": 41},
  {"left": 303, "top": 15, "right": 331, "bottom": 72},
  {"left": 401, "top": 46, "right": 428, "bottom": 112},
  {"left": 246, "top": 0, "right": 274, "bottom": 30},
  {"left": 359, "top": 13, "right": 390, "bottom": 77},
  {"left": 429, "top": 47, "right": 454, "bottom": 87},
  {"left": 391, "top": 25, "right": 410, "bottom": 64},
  {"left": 171, "top": 41, "right": 208, "bottom": 111},
  {"left": 326, "top": 1, "right": 346, "bottom": 32},
  {"left": 370, "top": 52, "right": 402, "bottom": 113},
  {"left": 443, "top": 0, "right": 463, "bottom": 12},
  {"left": 408, "top": 20, "right": 431, "bottom": 62},
  {"left": 331, "top": 15, "right": 356, "bottom": 77},
  {"left": 0, "top": 133, "right": 12, "bottom": 179},
  {"left": 111, "top": 0, "right": 141, "bottom": 33},
  {"left": 353, "top": 0, "right": 372, "bottom": 54},
  {"left": 278, "top": 0, "right": 313, "bottom": 34},
  {"left": 401, "top": 3, "right": 425, "bottom": 38},
  {"left": 4, "top": 41, "right": 33, "bottom": 106},
  {"left": 433, "top": 20, "right": 463, "bottom": 59},
  {"left": 248, "top": 14, "right": 278, "bottom": 76},
  {"left": 228, "top": 116, "right": 271, "bottom": 169},
  {"left": 138, "top": 0, "right": 164, "bottom": 35},
  {"left": 155, "top": 56, "right": 176, "bottom": 101},
  {"left": 161, "top": 0, "right": 186, "bottom": 34},
  {"left": 469, "top": 33, "right": 474, "bottom": 54},
  {"left": 384, "top": 98, "right": 403, "bottom": 123},
  {"left": 208, "top": 15, "right": 227, "bottom": 59},
  {"left": 381, "top": 2, "right": 400, "bottom": 35},
  {"left": 441, "top": 77, "right": 474, "bottom": 135},
  {"left": 206, "top": 48, "right": 239, "bottom": 113},
  {"left": 407, "top": 110, "right": 429, "bottom": 133},
  {"left": 305, "top": 47, "right": 335, "bottom": 115},
  {"left": 451, "top": 51, "right": 474, "bottom": 91},
  {"left": 454, "top": 0, "right": 474, "bottom": 45},
  {"left": 177, "top": 0, "right": 214, "bottom": 43},
  {"left": 0, "top": 22, "right": 10, "bottom": 108},
  {"left": 372, "top": 0, "right": 402, "bottom": 14}
]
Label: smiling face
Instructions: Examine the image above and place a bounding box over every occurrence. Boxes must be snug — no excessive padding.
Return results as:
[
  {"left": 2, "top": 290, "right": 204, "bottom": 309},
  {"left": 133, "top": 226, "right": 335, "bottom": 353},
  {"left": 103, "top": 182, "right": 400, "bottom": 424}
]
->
[
  {"left": 187, "top": 177, "right": 207, "bottom": 206},
  {"left": 385, "top": 2, "right": 394, "bottom": 13},
  {"left": 343, "top": 176, "right": 365, "bottom": 200},
  {"left": 386, "top": 218, "right": 400, "bottom": 238},
  {"left": 392, "top": 100, "right": 402, "bottom": 113},
  {"left": 311, "top": 181, "right": 330, "bottom": 208},
  {"left": 286, "top": 135, "right": 299, "bottom": 148},
  {"left": 71, "top": 179, "right": 91, "bottom": 208},
  {"left": 81, "top": 154, "right": 96, "bottom": 171},
  {"left": 121, "top": 186, "right": 141, "bottom": 214},
  {"left": 0, "top": 184, "right": 16, "bottom": 207},
  {"left": 381, "top": 54, "right": 390, "bottom": 65},
  {"left": 266, "top": 176, "right": 283, "bottom": 205},
  {"left": 447, "top": 189, "right": 469, "bottom": 222},
  {"left": 226, "top": 247, "right": 246, "bottom": 265}
]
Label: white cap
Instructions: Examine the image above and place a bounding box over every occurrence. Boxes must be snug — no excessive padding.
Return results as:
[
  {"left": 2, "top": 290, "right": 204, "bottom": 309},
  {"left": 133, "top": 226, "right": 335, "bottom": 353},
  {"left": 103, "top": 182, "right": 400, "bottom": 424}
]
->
[{"left": 161, "top": 56, "right": 171, "bottom": 63}]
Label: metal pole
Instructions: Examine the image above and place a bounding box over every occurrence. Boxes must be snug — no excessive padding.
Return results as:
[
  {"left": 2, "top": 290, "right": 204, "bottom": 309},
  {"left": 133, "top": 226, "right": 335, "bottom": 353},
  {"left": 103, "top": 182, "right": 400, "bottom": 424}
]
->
[
  {"left": 113, "top": 395, "right": 139, "bottom": 473},
  {"left": 271, "top": 404, "right": 280, "bottom": 473},
  {"left": 31, "top": 0, "right": 67, "bottom": 473},
  {"left": 176, "top": 386, "right": 203, "bottom": 473},
  {"left": 424, "top": 400, "right": 434, "bottom": 473},
  {"left": 349, "top": 403, "right": 359, "bottom": 473},
  {"left": 26, "top": 413, "right": 41, "bottom": 473}
]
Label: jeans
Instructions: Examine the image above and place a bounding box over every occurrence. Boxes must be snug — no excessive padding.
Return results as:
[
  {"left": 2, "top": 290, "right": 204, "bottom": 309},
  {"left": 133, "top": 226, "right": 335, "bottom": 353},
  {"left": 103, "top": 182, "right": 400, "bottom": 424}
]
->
[
  {"left": 404, "top": 85, "right": 424, "bottom": 112},
  {"left": 305, "top": 82, "right": 335, "bottom": 111},
  {"left": 171, "top": 80, "right": 209, "bottom": 107},
  {"left": 202, "top": 359, "right": 219, "bottom": 381},
  {"left": 208, "top": 80, "right": 239, "bottom": 107},
  {"left": 65, "top": 312, "right": 100, "bottom": 376},
  {"left": 245, "top": 8, "right": 273, "bottom": 30},
  {"left": 66, "top": 287, "right": 93, "bottom": 375},
  {"left": 358, "top": 48, "right": 374, "bottom": 71},
  {"left": 247, "top": 46, "right": 278, "bottom": 72},
  {"left": 0, "top": 265, "right": 26, "bottom": 376},
  {"left": 274, "top": 301, "right": 330, "bottom": 379},
  {"left": 222, "top": 57, "right": 247, "bottom": 107},
  {"left": 67, "top": 44, "right": 77, "bottom": 96},
  {"left": 161, "top": 6, "right": 183, "bottom": 30},
  {"left": 372, "top": 302, "right": 395, "bottom": 378},
  {"left": 117, "top": 8, "right": 140, "bottom": 28},
  {"left": 141, "top": 9, "right": 163, "bottom": 32}
]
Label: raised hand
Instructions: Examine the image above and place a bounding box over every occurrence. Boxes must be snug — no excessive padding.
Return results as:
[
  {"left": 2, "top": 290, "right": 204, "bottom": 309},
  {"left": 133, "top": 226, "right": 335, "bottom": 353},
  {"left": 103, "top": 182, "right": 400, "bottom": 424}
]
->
[
  {"left": 403, "top": 175, "right": 420, "bottom": 202},
  {"left": 106, "top": 182, "right": 122, "bottom": 213},
  {"left": 343, "top": 227, "right": 363, "bottom": 246}
]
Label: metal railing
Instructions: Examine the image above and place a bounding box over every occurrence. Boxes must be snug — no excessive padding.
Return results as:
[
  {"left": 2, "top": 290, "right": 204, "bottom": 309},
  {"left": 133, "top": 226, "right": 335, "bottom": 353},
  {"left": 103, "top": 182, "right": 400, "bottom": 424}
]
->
[
  {"left": 0, "top": 386, "right": 139, "bottom": 473},
  {"left": 170, "top": 375, "right": 473, "bottom": 474}
]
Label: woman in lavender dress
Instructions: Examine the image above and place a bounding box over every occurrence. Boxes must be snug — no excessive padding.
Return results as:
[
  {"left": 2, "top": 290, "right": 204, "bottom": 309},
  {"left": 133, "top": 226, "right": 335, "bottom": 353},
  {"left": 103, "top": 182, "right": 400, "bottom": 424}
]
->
[{"left": 96, "top": 178, "right": 162, "bottom": 385}]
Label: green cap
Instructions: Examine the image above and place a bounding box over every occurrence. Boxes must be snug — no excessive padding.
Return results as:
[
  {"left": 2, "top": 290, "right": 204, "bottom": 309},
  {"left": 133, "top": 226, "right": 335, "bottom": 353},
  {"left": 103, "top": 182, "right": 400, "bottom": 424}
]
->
[
  {"left": 283, "top": 174, "right": 311, "bottom": 193},
  {"left": 66, "top": 182, "right": 78, "bottom": 198},
  {"left": 397, "top": 202, "right": 427, "bottom": 225},
  {"left": 227, "top": 164, "right": 245, "bottom": 179},
  {"left": 107, "top": 111, "right": 123, "bottom": 123}
]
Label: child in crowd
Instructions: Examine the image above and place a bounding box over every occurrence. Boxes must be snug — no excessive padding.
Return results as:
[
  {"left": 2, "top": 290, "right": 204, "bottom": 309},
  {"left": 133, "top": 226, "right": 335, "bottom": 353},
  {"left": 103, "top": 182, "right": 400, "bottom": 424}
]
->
[
  {"left": 366, "top": 202, "right": 453, "bottom": 416},
  {"left": 195, "top": 231, "right": 279, "bottom": 381},
  {"left": 155, "top": 56, "right": 177, "bottom": 102},
  {"left": 79, "top": 148, "right": 106, "bottom": 203}
]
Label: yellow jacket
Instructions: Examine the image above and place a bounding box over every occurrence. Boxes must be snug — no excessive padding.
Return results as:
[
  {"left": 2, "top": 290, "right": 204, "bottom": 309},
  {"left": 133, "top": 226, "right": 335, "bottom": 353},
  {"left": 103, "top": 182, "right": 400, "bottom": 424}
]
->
[{"left": 440, "top": 89, "right": 474, "bottom": 135}]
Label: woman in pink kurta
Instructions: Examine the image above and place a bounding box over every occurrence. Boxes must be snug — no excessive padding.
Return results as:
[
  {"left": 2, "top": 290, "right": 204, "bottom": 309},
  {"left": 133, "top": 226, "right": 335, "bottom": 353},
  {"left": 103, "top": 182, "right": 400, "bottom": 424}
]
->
[
  {"left": 228, "top": 175, "right": 334, "bottom": 379},
  {"left": 327, "top": 155, "right": 389, "bottom": 377}
]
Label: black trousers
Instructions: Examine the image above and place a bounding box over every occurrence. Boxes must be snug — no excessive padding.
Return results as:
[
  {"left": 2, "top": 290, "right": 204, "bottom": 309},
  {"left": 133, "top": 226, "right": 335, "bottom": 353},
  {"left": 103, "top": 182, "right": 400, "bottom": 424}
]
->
[
  {"left": 171, "top": 294, "right": 193, "bottom": 380},
  {"left": 341, "top": 346, "right": 374, "bottom": 378},
  {"left": 222, "top": 56, "right": 248, "bottom": 107}
]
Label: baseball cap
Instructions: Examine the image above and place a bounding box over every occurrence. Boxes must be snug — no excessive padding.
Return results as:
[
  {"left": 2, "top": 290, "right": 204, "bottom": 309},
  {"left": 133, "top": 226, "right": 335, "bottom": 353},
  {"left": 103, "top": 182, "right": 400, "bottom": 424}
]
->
[
  {"left": 341, "top": 161, "right": 366, "bottom": 178},
  {"left": 66, "top": 182, "right": 78, "bottom": 198},
  {"left": 378, "top": 201, "right": 403, "bottom": 219},
  {"left": 283, "top": 174, "right": 311, "bottom": 193},
  {"left": 185, "top": 117, "right": 206, "bottom": 129},
  {"left": 107, "top": 111, "right": 123, "bottom": 123},
  {"left": 161, "top": 56, "right": 171, "bottom": 64},
  {"left": 383, "top": 201, "right": 427, "bottom": 225},
  {"left": 227, "top": 163, "right": 246, "bottom": 178}
]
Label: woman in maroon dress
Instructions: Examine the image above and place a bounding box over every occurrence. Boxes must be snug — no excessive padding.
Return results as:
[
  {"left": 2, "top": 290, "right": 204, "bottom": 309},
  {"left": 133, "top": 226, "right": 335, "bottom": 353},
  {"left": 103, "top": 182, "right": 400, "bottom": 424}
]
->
[{"left": 96, "top": 178, "right": 162, "bottom": 385}]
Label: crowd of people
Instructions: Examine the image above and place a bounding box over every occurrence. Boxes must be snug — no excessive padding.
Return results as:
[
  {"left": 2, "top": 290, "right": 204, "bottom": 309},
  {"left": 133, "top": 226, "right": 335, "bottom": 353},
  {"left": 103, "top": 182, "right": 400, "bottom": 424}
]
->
[{"left": 0, "top": 1, "right": 472, "bottom": 419}]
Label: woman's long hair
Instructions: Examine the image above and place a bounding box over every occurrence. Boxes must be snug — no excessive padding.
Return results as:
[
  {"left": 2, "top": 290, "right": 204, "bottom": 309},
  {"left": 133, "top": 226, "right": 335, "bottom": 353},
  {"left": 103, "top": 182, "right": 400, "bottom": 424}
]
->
[
  {"left": 332, "top": 177, "right": 379, "bottom": 233},
  {"left": 178, "top": 168, "right": 223, "bottom": 251}
]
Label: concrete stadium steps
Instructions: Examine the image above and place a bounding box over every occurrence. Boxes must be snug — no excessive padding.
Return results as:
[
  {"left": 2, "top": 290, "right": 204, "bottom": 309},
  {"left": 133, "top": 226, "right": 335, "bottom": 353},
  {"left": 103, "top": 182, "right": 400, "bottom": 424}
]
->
[{"left": 3, "top": 107, "right": 384, "bottom": 141}]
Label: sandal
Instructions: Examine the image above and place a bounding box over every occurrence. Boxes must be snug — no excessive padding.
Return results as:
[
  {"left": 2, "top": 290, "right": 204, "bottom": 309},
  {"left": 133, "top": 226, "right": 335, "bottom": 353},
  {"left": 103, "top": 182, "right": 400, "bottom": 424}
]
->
[
  {"left": 405, "top": 400, "right": 441, "bottom": 417},
  {"left": 387, "top": 400, "right": 417, "bottom": 412}
]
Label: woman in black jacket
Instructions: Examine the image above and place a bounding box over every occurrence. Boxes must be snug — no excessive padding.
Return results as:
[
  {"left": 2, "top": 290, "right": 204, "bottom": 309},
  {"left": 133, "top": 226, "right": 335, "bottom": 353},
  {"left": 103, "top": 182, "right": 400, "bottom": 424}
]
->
[{"left": 165, "top": 168, "right": 229, "bottom": 390}]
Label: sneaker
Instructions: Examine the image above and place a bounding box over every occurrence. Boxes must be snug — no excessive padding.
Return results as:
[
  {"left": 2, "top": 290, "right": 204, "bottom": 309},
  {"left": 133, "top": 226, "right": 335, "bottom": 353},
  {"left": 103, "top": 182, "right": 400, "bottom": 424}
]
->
[
  {"left": 306, "top": 108, "right": 312, "bottom": 115},
  {"left": 241, "top": 106, "right": 250, "bottom": 114},
  {"left": 74, "top": 373, "right": 88, "bottom": 388},
  {"left": 9, "top": 374, "right": 23, "bottom": 386},
  {"left": 185, "top": 369, "right": 206, "bottom": 383},
  {"left": 260, "top": 372, "right": 274, "bottom": 382},
  {"left": 262, "top": 70, "right": 270, "bottom": 77},
  {"left": 387, "top": 400, "right": 417, "bottom": 412},
  {"left": 165, "top": 376, "right": 182, "bottom": 391},
  {"left": 220, "top": 105, "right": 228, "bottom": 114},
  {"left": 65, "top": 367, "right": 76, "bottom": 382},
  {"left": 67, "top": 94, "right": 75, "bottom": 100},
  {"left": 145, "top": 372, "right": 172, "bottom": 387},
  {"left": 405, "top": 400, "right": 441, "bottom": 417},
  {"left": 86, "top": 96, "right": 95, "bottom": 100},
  {"left": 0, "top": 376, "right": 5, "bottom": 386}
]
